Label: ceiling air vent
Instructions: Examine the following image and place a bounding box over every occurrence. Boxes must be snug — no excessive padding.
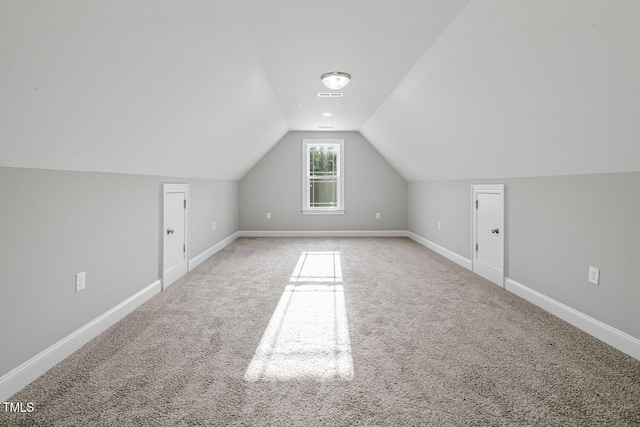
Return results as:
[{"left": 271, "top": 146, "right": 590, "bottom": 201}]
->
[
  {"left": 319, "top": 126, "right": 335, "bottom": 129},
  {"left": 317, "top": 93, "right": 343, "bottom": 98}
]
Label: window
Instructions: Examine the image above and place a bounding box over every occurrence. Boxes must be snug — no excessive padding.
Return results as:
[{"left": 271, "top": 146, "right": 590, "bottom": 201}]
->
[{"left": 302, "top": 139, "right": 345, "bottom": 214}]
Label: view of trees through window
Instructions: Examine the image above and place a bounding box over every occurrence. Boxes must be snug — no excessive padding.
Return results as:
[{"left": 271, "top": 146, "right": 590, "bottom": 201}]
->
[{"left": 309, "top": 146, "right": 338, "bottom": 208}]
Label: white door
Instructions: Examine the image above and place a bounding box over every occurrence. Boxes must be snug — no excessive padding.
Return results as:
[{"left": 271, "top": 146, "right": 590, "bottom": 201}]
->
[
  {"left": 163, "top": 184, "right": 189, "bottom": 289},
  {"left": 472, "top": 185, "right": 504, "bottom": 287}
]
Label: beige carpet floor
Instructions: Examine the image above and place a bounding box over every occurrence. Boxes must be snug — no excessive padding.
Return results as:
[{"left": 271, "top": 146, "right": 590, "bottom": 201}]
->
[{"left": 2, "top": 237, "right": 639, "bottom": 426}]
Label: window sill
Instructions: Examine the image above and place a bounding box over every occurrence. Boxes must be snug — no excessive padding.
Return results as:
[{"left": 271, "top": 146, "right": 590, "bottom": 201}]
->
[{"left": 302, "top": 208, "right": 346, "bottom": 215}]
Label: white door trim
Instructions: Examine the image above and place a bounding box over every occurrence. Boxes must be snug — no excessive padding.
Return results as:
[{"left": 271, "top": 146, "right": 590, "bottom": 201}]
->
[
  {"left": 471, "top": 184, "right": 504, "bottom": 287},
  {"left": 162, "top": 183, "right": 190, "bottom": 290}
]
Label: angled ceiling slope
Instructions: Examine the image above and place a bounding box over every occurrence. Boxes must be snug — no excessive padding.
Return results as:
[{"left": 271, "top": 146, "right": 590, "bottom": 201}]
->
[
  {"left": 0, "top": 1, "right": 287, "bottom": 180},
  {"left": 362, "top": 0, "right": 640, "bottom": 181},
  {"left": 10, "top": 1, "right": 635, "bottom": 183},
  {"left": 0, "top": 0, "right": 470, "bottom": 180}
]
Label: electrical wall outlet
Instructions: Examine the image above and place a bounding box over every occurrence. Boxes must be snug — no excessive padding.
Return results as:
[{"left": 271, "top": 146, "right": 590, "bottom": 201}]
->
[
  {"left": 266, "top": 212, "right": 271, "bottom": 219},
  {"left": 375, "top": 212, "right": 381, "bottom": 219},
  {"left": 76, "top": 272, "right": 86, "bottom": 292},
  {"left": 588, "top": 266, "right": 599, "bottom": 285},
  {"left": 212, "top": 222, "right": 216, "bottom": 231},
  {"left": 438, "top": 221, "right": 441, "bottom": 230}
]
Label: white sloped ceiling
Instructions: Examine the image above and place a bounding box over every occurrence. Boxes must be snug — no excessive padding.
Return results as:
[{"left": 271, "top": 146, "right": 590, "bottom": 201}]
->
[
  {"left": 0, "top": 1, "right": 288, "bottom": 180},
  {"left": 0, "top": 0, "right": 469, "bottom": 180},
  {"left": 3, "top": 1, "right": 638, "bottom": 182},
  {"left": 361, "top": 0, "right": 640, "bottom": 181}
]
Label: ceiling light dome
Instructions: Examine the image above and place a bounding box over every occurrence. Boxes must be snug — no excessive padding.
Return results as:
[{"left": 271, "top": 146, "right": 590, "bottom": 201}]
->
[{"left": 321, "top": 71, "right": 351, "bottom": 90}]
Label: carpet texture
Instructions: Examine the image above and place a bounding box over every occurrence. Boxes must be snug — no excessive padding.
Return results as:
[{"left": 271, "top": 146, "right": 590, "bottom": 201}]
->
[{"left": 2, "top": 237, "right": 639, "bottom": 426}]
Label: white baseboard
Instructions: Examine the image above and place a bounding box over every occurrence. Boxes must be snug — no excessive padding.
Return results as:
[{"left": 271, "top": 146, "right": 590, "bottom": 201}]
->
[
  {"left": 0, "top": 280, "right": 162, "bottom": 401},
  {"left": 189, "top": 231, "right": 240, "bottom": 270},
  {"left": 407, "top": 231, "right": 472, "bottom": 270},
  {"left": 506, "top": 278, "right": 640, "bottom": 361},
  {"left": 238, "top": 230, "right": 409, "bottom": 238},
  {"left": 405, "top": 233, "right": 640, "bottom": 361}
]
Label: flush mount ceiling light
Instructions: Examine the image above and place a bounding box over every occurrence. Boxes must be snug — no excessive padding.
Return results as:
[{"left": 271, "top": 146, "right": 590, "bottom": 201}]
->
[
  {"left": 322, "top": 113, "right": 333, "bottom": 117},
  {"left": 321, "top": 72, "right": 351, "bottom": 90}
]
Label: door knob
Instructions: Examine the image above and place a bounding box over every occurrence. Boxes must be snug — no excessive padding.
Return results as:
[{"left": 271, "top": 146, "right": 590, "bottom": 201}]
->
[
  {"left": 491, "top": 228, "right": 499, "bottom": 234},
  {"left": 166, "top": 229, "right": 174, "bottom": 235}
]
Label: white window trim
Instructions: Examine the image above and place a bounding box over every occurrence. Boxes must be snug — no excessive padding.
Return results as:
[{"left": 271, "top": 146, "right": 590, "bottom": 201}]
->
[{"left": 302, "top": 139, "right": 345, "bottom": 215}]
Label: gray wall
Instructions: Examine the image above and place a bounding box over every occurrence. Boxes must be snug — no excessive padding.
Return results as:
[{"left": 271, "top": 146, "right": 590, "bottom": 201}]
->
[
  {"left": 408, "top": 172, "right": 640, "bottom": 340},
  {"left": 189, "top": 179, "right": 239, "bottom": 256},
  {"left": 239, "top": 131, "right": 407, "bottom": 231},
  {"left": 0, "top": 166, "right": 239, "bottom": 377}
]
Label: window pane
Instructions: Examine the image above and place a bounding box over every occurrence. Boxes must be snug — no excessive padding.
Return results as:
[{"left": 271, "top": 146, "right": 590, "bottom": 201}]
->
[
  {"left": 303, "top": 139, "right": 343, "bottom": 212},
  {"left": 309, "top": 146, "right": 337, "bottom": 177},
  {"left": 309, "top": 178, "right": 337, "bottom": 207}
]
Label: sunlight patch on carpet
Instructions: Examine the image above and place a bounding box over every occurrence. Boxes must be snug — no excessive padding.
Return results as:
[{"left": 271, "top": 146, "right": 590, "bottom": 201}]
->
[
  {"left": 245, "top": 252, "right": 353, "bottom": 381},
  {"left": 289, "top": 251, "right": 342, "bottom": 282}
]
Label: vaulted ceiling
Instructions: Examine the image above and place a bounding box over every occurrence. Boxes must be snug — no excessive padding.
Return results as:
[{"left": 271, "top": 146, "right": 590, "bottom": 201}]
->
[{"left": 1, "top": 1, "right": 638, "bottom": 181}]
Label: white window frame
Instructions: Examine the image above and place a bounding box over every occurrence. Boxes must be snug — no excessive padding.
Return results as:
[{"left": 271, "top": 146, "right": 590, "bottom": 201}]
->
[{"left": 302, "top": 139, "right": 345, "bottom": 215}]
